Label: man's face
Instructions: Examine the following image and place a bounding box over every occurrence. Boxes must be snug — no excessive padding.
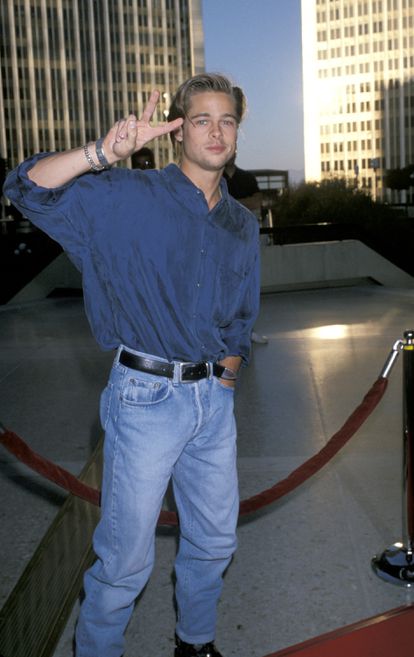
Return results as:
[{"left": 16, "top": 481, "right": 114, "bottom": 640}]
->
[{"left": 175, "top": 91, "right": 238, "bottom": 174}]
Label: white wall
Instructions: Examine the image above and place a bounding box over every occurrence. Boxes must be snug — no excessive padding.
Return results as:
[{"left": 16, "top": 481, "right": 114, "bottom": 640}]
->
[{"left": 261, "top": 239, "right": 414, "bottom": 291}]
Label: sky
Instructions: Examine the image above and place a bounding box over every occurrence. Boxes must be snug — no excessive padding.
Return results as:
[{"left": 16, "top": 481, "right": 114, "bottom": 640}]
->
[{"left": 201, "top": 0, "right": 305, "bottom": 181}]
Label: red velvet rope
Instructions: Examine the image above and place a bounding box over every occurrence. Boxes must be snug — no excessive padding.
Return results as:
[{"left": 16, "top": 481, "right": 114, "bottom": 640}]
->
[
  {"left": 0, "top": 377, "right": 388, "bottom": 526},
  {"left": 239, "top": 376, "right": 387, "bottom": 516}
]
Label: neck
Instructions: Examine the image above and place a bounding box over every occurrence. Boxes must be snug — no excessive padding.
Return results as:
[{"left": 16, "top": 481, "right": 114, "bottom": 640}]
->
[
  {"left": 204, "top": 184, "right": 222, "bottom": 210},
  {"left": 225, "top": 162, "right": 236, "bottom": 178},
  {"left": 180, "top": 162, "right": 223, "bottom": 210}
]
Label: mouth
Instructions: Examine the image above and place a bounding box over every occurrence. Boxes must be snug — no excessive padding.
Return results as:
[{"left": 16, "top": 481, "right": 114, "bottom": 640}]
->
[{"left": 206, "top": 144, "right": 227, "bottom": 154}]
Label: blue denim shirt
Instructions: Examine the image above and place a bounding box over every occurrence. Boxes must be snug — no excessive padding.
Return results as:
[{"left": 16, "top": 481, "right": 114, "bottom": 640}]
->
[{"left": 4, "top": 157, "right": 260, "bottom": 363}]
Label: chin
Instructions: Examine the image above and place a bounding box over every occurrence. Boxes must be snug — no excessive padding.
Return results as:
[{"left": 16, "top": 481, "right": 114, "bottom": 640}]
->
[
  {"left": 213, "top": 154, "right": 234, "bottom": 170},
  {"left": 207, "top": 162, "right": 228, "bottom": 172}
]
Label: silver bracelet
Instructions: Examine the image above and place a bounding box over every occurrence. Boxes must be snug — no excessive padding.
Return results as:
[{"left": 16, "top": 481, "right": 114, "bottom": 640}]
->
[
  {"left": 95, "top": 137, "right": 111, "bottom": 169},
  {"left": 83, "top": 143, "right": 105, "bottom": 172},
  {"left": 220, "top": 367, "right": 238, "bottom": 381}
]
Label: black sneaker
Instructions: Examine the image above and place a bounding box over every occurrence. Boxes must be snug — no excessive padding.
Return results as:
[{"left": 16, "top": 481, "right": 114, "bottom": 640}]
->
[{"left": 174, "top": 633, "right": 223, "bottom": 657}]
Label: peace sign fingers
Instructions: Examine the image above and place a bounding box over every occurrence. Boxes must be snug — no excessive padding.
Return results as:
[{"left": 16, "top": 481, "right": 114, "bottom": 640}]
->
[
  {"left": 140, "top": 89, "right": 162, "bottom": 125},
  {"left": 102, "top": 89, "right": 183, "bottom": 163}
]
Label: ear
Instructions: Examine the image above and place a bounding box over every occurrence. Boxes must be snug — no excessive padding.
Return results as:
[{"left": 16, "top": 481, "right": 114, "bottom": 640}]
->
[{"left": 174, "top": 124, "right": 183, "bottom": 143}]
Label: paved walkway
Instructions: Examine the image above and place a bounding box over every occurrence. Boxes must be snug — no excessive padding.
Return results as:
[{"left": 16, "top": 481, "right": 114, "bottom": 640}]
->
[{"left": 1, "top": 284, "right": 413, "bottom": 656}]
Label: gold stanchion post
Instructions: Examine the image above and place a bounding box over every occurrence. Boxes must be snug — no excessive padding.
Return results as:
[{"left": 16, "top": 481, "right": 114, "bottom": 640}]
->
[{"left": 372, "top": 330, "right": 414, "bottom": 587}]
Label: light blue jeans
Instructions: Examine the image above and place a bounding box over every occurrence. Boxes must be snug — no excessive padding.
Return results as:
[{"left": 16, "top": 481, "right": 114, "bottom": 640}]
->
[{"left": 75, "top": 348, "right": 239, "bottom": 657}]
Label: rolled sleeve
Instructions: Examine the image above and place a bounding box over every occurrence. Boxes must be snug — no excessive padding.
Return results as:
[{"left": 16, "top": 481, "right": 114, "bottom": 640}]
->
[
  {"left": 220, "top": 250, "right": 260, "bottom": 365},
  {"left": 4, "top": 154, "right": 89, "bottom": 268}
]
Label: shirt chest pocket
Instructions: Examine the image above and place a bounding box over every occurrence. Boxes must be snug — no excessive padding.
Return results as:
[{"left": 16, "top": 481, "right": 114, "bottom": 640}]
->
[{"left": 215, "top": 264, "right": 247, "bottom": 324}]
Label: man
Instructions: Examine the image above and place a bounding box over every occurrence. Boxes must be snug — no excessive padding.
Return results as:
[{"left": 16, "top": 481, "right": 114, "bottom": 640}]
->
[
  {"left": 223, "top": 155, "right": 262, "bottom": 214},
  {"left": 4, "top": 73, "right": 260, "bottom": 657}
]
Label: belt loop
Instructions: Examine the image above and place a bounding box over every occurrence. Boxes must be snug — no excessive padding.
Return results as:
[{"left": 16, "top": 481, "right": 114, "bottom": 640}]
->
[
  {"left": 115, "top": 345, "right": 123, "bottom": 365},
  {"left": 172, "top": 362, "right": 181, "bottom": 385},
  {"left": 208, "top": 362, "right": 213, "bottom": 379}
]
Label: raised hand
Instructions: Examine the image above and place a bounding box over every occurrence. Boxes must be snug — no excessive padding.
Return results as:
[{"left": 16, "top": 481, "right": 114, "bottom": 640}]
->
[
  {"left": 104, "top": 90, "right": 183, "bottom": 164},
  {"left": 27, "top": 90, "right": 183, "bottom": 189}
]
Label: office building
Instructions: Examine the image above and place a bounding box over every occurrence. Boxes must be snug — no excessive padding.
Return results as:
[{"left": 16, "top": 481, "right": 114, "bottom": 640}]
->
[
  {"left": 301, "top": 0, "right": 414, "bottom": 201},
  {"left": 0, "top": 0, "right": 204, "bottom": 171}
]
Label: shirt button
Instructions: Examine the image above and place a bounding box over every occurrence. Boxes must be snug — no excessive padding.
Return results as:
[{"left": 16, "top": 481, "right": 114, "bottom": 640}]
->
[
  {"left": 196, "top": 282, "right": 201, "bottom": 287},
  {"left": 200, "top": 249, "right": 205, "bottom": 254}
]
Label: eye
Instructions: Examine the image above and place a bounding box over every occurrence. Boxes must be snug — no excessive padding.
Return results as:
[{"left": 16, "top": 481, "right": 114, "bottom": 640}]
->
[
  {"left": 196, "top": 119, "right": 209, "bottom": 126},
  {"left": 221, "top": 119, "right": 237, "bottom": 128}
]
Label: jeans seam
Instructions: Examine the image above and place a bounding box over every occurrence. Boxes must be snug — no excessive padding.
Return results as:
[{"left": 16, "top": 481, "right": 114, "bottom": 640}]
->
[
  {"left": 180, "top": 505, "right": 194, "bottom": 625},
  {"left": 108, "top": 429, "right": 120, "bottom": 565},
  {"left": 106, "top": 368, "right": 125, "bottom": 568}
]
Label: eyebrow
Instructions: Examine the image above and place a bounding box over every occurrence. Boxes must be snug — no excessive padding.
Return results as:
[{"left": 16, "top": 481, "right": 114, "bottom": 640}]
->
[{"left": 188, "top": 111, "right": 238, "bottom": 121}]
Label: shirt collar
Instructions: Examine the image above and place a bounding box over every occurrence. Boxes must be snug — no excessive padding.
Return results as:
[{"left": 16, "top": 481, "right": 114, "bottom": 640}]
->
[{"left": 160, "top": 163, "right": 230, "bottom": 209}]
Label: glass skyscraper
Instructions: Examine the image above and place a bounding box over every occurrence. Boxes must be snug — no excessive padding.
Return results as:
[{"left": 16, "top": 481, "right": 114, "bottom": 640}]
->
[
  {"left": 302, "top": 0, "right": 414, "bottom": 202},
  {"left": 0, "top": 0, "right": 204, "bottom": 170}
]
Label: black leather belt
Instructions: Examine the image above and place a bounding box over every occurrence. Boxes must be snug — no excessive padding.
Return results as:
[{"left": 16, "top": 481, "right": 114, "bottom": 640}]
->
[{"left": 119, "top": 350, "right": 225, "bottom": 382}]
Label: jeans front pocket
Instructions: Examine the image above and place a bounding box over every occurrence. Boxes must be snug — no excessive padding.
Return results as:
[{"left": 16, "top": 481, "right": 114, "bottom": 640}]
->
[
  {"left": 213, "top": 375, "right": 236, "bottom": 394},
  {"left": 120, "top": 374, "right": 171, "bottom": 407}
]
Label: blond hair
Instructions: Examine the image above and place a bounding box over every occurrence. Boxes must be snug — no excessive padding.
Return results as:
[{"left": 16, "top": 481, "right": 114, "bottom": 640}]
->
[{"left": 168, "top": 73, "right": 246, "bottom": 144}]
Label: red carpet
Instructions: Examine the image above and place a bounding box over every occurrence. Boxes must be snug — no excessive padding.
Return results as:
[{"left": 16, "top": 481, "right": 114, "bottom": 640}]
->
[{"left": 264, "top": 605, "right": 414, "bottom": 657}]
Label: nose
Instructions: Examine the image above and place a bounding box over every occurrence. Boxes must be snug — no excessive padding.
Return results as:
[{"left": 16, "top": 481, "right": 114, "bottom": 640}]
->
[{"left": 209, "top": 121, "right": 223, "bottom": 138}]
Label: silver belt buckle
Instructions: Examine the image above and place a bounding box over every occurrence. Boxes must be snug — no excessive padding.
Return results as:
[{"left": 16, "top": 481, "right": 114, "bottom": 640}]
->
[
  {"left": 176, "top": 361, "right": 194, "bottom": 383},
  {"left": 176, "top": 361, "right": 211, "bottom": 382}
]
